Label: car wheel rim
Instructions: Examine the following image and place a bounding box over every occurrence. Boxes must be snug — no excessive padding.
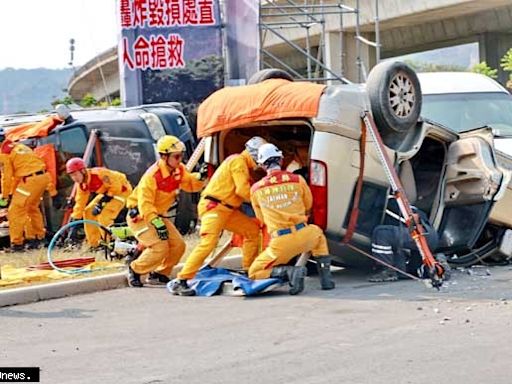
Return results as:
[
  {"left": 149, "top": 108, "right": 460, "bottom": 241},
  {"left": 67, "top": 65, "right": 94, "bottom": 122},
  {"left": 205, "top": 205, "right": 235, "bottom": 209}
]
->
[{"left": 389, "top": 72, "right": 415, "bottom": 118}]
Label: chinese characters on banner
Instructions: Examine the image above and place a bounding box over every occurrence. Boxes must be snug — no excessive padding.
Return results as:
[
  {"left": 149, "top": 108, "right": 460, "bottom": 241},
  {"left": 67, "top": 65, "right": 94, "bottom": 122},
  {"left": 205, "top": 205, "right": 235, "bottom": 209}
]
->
[{"left": 119, "top": 0, "right": 216, "bottom": 71}]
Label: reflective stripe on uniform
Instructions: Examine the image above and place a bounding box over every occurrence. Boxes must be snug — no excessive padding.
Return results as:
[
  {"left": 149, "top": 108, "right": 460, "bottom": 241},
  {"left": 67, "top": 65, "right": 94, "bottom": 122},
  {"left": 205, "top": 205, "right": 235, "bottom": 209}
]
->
[
  {"left": 372, "top": 243, "right": 393, "bottom": 254},
  {"left": 15, "top": 188, "right": 31, "bottom": 196},
  {"left": 372, "top": 243, "right": 392, "bottom": 250},
  {"left": 113, "top": 195, "right": 126, "bottom": 203},
  {"left": 135, "top": 227, "right": 150, "bottom": 237}
]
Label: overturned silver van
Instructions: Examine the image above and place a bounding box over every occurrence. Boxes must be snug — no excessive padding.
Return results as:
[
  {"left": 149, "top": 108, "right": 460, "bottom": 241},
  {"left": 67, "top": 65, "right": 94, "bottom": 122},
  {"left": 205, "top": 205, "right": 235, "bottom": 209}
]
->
[{"left": 197, "top": 62, "right": 511, "bottom": 268}]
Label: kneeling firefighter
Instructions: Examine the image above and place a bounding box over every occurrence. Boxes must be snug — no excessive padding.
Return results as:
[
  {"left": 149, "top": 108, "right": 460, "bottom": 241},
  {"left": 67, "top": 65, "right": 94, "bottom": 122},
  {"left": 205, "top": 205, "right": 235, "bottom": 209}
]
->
[
  {"left": 126, "top": 135, "right": 205, "bottom": 287},
  {"left": 170, "top": 136, "right": 266, "bottom": 296},
  {"left": 248, "top": 143, "right": 335, "bottom": 295},
  {"left": 66, "top": 158, "right": 133, "bottom": 248}
]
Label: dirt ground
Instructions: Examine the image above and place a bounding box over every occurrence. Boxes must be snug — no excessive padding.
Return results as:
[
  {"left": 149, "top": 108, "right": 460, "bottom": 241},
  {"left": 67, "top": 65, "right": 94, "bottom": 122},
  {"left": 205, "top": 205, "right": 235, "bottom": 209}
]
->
[{"left": 0, "top": 232, "right": 234, "bottom": 289}]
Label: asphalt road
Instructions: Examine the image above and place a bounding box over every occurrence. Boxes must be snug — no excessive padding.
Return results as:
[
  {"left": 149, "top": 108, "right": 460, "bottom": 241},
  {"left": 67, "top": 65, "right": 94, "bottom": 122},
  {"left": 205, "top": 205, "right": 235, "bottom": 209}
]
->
[{"left": 2, "top": 266, "right": 512, "bottom": 384}]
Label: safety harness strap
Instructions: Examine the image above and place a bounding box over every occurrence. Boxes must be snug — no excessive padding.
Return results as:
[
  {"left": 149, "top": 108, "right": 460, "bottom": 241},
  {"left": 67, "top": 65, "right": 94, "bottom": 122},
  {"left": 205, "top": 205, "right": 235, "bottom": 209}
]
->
[{"left": 342, "top": 120, "right": 366, "bottom": 244}]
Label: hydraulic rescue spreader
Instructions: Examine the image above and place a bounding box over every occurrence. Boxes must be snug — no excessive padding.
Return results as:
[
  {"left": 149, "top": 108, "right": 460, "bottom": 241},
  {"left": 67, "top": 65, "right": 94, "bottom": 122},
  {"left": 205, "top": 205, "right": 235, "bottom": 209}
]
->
[{"left": 360, "top": 110, "right": 445, "bottom": 288}]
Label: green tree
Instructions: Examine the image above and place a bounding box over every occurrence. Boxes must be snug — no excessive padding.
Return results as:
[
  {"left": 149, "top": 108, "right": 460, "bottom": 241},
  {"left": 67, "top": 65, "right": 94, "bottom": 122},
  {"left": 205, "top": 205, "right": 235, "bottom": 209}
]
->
[
  {"left": 51, "top": 95, "right": 75, "bottom": 107},
  {"left": 500, "top": 48, "right": 512, "bottom": 88},
  {"left": 403, "top": 60, "right": 466, "bottom": 73},
  {"left": 471, "top": 61, "right": 498, "bottom": 79},
  {"left": 111, "top": 97, "right": 121, "bottom": 106},
  {"left": 80, "top": 93, "right": 98, "bottom": 108}
]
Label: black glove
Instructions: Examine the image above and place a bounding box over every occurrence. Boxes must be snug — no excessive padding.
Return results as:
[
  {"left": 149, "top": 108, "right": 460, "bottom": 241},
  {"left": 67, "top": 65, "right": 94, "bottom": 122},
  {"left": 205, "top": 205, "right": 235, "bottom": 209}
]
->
[
  {"left": 128, "top": 207, "right": 139, "bottom": 218},
  {"left": 92, "top": 202, "right": 104, "bottom": 216},
  {"left": 198, "top": 163, "right": 209, "bottom": 181},
  {"left": 64, "top": 197, "right": 75, "bottom": 209},
  {"left": 151, "top": 217, "right": 169, "bottom": 240},
  {"left": 101, "top": 195, "right": 113, "bottom": 203},
  {"left": 92, "top": 195, "right": 113, "bottom": 216},
  {"left": 52, "top": 194, "right": 65, "bottom": 210}
]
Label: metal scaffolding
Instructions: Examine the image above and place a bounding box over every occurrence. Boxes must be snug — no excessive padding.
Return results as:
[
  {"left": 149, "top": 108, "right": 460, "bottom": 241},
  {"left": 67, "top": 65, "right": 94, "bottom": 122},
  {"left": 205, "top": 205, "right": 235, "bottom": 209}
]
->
[{"left": 259, "top": 0, "right": 381, "bottom": 83}]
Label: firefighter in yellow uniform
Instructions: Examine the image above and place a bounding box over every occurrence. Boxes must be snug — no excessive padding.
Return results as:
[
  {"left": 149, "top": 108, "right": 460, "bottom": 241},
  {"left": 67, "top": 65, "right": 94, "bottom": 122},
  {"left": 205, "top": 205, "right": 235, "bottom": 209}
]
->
[
  {"left": 170, "top": 137, "right": 266, "bottom": 296},
  {"left": 249, "top": 143, "right": 335, "bottom": 295},
  {"left": 65, "top": 158, "right": 132, "bottom": 248},
  {"left": 126, "top": 135, "right": 205, "bottom": 288},
  {"left": 0, "top": 129, "right": 56, "bottom": 251},
  {"left": 23, "top": 177, "right": 60, "bottom": 249}
]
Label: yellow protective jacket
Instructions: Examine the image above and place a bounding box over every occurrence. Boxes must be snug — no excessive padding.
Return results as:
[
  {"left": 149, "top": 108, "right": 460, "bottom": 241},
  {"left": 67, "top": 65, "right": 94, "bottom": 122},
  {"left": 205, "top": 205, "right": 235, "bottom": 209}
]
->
[
  {"left": 128, "top": 160, "right": 203, "bottom": 223},
  {"left": 71, "top": 167, "right": 132, "bottom": 219},
  {"left": 0, "top": 140, "right": 47, "bottom": 198},
  {"left": 250, "top": 169, "right": 312, "bottom": 234},
  {"left": 201, "top": 150, "right": 256, "bottom": 208}
]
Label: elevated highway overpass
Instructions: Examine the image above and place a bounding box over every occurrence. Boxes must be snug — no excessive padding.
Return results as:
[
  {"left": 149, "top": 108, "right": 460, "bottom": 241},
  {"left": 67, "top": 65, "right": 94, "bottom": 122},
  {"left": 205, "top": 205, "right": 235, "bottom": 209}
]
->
[{"left": 68, "top": 0, "right": 512, "bottom": 101}]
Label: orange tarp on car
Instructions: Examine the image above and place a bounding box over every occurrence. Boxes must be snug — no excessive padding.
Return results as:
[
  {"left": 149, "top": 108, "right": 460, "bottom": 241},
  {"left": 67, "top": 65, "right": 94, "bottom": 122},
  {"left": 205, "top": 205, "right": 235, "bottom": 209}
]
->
[
  {"left": 197, "top": 79, "right": 326, "bottom": 138},
  {"left": 6, "top": 115, "right": 63, "bottom": 141},
  {"left": 34, "top": 144, "right": 58, "bottom": 187}
]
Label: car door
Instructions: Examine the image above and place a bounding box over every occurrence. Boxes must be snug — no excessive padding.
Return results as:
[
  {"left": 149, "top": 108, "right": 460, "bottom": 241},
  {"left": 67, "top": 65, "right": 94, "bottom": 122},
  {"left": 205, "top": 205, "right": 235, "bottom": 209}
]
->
[{"left": 437, "top": 127, "right": 510, "bottom": 251}]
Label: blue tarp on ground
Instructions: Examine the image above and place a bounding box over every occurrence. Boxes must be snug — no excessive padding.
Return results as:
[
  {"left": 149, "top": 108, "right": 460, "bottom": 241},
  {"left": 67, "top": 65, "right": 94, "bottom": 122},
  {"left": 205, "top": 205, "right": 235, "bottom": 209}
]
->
[{"left": 167, "top": 266, "right": 284, "bottom": 296}]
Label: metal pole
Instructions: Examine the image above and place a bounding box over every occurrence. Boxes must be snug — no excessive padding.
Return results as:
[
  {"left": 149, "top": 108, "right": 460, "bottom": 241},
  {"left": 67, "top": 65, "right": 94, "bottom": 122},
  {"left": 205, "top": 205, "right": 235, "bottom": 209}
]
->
[
  {"left": 306, "top": 25, "right": 312, "bottom": 79},
  {"left": 339, "top": 2, "right": 344, "bottom": 78},
  {"left": 319, "top": 0, "right": 326, "bottom": 82},
  {"left": 355, "top": 0, "right": 362, "bottom": 83},
  {"left": 220, "top": 0, "right": 230, "bottom": 84},
  {"left": 375, "top": 0, "right": 381, "bottom": 63}
]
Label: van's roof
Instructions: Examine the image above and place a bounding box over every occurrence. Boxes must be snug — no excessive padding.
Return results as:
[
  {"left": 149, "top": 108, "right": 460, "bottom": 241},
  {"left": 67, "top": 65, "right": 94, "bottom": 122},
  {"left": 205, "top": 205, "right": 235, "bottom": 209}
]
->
[{"left": 417, "top": 72, "right": 508, "bottom": 95}]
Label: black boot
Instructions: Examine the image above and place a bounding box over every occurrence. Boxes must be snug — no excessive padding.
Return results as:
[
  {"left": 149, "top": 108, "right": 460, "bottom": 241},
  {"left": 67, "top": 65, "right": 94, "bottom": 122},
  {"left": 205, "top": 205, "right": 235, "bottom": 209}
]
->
[
  {"left": 147, "top": 272, "right": 170, "bottom": 285},
  {"left": 270, "top": 266, "right": 307, "bottom": 295},
  {"left": 25, "top": 239, "right": 42, "bottom": 250},
  {"left": 4, "top": 244, "right": 25, "bottom": 253},
  {"left": 169, "top": 279, "right": 195, "bottom": 296},
  {"left": 127, "top": 265, "right": 143, "bottom": 288},
  {"left": 315, "top": 256, "right": 335, "bottom": 290}
]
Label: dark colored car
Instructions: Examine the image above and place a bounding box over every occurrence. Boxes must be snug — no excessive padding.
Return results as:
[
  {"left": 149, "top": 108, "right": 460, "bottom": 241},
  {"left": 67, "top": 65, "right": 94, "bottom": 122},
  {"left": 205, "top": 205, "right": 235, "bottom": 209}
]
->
[{"left": 0, "top": 103, "right": 198, "bottom": 237}]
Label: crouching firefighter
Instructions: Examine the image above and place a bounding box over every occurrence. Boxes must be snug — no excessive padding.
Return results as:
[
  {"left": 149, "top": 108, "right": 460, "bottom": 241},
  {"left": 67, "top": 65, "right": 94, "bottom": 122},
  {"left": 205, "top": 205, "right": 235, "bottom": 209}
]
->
[
  {"left": 0, "top": 128, "right": 56, "bottom": 251},
  {"left": 170, "top": 136, "right": 266, "bottom": 296},
  {"left": 126, "top": 135, "right": 205, "bottom": 288},
  {"left": 369, "top": 206, "right": 439, "bottom": 282},
  {"left": 65, "top": 158, "right": 132, "bottom": 249},
  {"left": 248, "top": 143, "right": 335, "bottom": 295}
]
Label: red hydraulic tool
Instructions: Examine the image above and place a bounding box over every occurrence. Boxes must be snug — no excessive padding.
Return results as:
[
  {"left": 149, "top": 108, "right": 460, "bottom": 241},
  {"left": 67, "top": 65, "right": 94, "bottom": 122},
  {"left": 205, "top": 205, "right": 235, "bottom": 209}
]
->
[{"left": 360, "top": 111, "right": 445, "bottom": 288}]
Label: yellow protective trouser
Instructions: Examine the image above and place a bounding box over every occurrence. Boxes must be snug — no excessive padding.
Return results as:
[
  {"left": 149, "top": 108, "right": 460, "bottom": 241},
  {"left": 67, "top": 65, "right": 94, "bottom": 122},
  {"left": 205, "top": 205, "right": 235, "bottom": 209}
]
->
[
  {"left": 83, "top": 195, "right": 125, "bottom": 247},
  {"left": 178, "top": 199, "right": 260, "bottom": 280},
  {"left": 25, "top": 203, "right": 46, "bottom": 240},
  {"left": 128, "top": 215, "right": 186, "bottom": 276},
  {"left": 8, "top": 173, "right": 51, "bottom": 246},
  {"left": 249, "top": 224, "right": 329, "bottom": 280}
]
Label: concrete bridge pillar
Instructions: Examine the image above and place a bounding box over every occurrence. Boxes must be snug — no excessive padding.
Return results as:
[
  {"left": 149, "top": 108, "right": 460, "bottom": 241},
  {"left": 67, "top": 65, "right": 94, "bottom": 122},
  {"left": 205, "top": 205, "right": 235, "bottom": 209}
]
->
[
  {"left": 479, "top": 32, "right": 512, "bottom": 87},
  {"left": 324, "top": 31, "right": 377, "bottom": 84}
]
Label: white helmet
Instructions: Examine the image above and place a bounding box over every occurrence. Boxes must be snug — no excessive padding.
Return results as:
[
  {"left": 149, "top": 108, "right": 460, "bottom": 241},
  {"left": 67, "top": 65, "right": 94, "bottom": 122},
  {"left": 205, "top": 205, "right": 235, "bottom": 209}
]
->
[
  {"left": 257, "top": 143, "right": 283, "bottom": 165},
  {"left": 245, "top": 136, "right": 267, "bottom": 161}
]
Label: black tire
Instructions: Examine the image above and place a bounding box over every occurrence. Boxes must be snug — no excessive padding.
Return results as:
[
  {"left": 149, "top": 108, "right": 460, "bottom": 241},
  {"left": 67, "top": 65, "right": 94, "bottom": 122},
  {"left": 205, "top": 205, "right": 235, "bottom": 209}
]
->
[
  {"left": 173, "top": 191, "right": 197, "bottom": 235},
  {"left": 247, "top": 68, "right": 294, "bottom": 85},
  {"left": 366, "top": 61, "right": 422, "bottom": 144}
]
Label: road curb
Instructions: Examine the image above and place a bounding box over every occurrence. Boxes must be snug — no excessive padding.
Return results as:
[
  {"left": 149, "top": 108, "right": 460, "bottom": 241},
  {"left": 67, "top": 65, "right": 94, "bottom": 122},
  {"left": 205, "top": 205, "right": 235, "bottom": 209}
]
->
[
  {"left": 0, "top": 272, "right": 128, "bottom": 308},
  {"left": 0, "top": 255, "right": 243, "bottom": 307}
]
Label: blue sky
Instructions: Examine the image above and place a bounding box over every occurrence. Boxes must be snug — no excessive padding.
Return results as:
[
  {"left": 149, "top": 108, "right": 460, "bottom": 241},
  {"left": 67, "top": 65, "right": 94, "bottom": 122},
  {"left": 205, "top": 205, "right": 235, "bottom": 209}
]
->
[{"left": 0, "top": 0, "right": 118, "bottom": 69}]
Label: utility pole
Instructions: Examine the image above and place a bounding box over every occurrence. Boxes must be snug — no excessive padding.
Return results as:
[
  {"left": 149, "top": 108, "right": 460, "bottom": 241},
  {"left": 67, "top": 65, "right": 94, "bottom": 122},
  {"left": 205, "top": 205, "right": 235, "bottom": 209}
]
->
[{"left": 69, "top": 38, "right": 75, "bottom": 69}]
